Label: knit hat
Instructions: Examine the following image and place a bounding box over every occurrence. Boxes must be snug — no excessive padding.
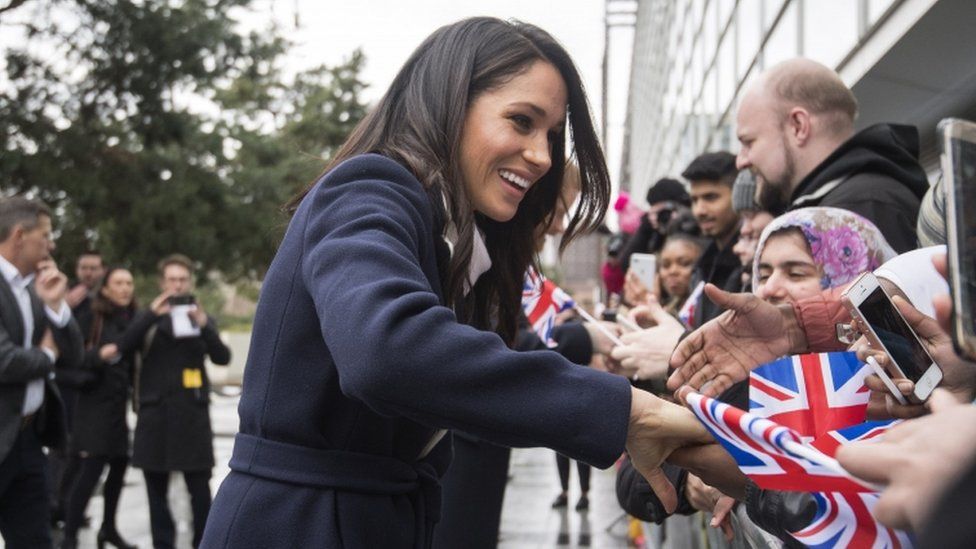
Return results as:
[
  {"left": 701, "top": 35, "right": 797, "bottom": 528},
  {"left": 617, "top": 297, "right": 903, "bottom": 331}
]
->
[
  {"left": 645, "top": 178, "right": 689, "bottom": 206},
  {"left": 731, "top": 171, "right": 759, "bottom": 213}
]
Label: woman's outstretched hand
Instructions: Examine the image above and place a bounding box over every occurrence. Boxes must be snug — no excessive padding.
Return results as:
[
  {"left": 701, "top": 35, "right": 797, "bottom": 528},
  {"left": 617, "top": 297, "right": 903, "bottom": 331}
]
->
[
  {"left": 668, "top": 284, "right": 805, "bottom": 396},
  {"left": 625, "top": 387, "right": 714, "bottom": 513}
]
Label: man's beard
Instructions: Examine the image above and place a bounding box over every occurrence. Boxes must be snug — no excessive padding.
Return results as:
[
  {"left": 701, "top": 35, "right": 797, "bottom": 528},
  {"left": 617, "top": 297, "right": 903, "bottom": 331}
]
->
[
  {"left": 756, "top": 139, "right": 796, "bottom": 215},
  {"left": 756, "top": 176, "right": 790, "bottom": 215}
]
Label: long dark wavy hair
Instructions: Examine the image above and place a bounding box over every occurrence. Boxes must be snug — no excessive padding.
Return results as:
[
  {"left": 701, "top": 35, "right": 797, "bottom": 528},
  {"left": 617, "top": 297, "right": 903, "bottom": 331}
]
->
[{"left": 287, "top": 17, "right": 610, "bottom": 343}]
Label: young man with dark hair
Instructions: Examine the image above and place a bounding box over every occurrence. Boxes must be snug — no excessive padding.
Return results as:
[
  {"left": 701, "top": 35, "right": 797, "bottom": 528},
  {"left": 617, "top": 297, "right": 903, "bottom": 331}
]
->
[
  {"left": 682, "top": 151, "right": 742, "bottom": 327},
  {"left": 65, "top": 251, "right": 104, "bottom": 316},
  {"left": 52, "top": 249, "right": 106, "bottom": 527}
]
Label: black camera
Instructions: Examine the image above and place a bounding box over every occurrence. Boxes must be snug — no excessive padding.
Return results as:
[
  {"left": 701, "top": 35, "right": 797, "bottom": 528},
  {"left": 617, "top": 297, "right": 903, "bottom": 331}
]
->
[{"left": 656, "top": 207, "right": 674, "bottom": 226}]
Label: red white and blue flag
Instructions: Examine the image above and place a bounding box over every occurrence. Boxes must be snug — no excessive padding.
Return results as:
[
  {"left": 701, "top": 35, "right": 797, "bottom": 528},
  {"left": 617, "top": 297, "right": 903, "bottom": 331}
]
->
[
  {"left": 791, "top": 491, "right": 912, "bottom": 548},
  {"left": 676, "top": 281, "right": 704, "bottom": 329},
  {"left": 684, "top": 391, "right": 876, "bottom": 493},
  {"left": 522, "top": 267, "right": 575, "bottom": 347},
  {"left": 685, "top": 391, "right": 912, "bottom": 547},
  {"left": 749, "top": 352, "right": 872, "bottom": 438}
]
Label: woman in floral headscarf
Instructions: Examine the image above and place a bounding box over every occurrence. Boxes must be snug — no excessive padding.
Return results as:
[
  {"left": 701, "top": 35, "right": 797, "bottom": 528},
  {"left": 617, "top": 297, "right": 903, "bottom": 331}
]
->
[
  {"left": 737, "top": 208, "right": 901, "bottom": 546},
  {"left": 668, "top": 208, "right": 900, "bottom": 548},
  {"left": 752, "top": 207, "right": 896, "bottom": 304}
]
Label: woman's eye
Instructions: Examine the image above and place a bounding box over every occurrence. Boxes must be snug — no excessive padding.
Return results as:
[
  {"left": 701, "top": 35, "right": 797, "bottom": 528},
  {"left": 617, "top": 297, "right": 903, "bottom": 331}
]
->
[{"left": 511, "top": 115, "right": 532, "bottom": 130}]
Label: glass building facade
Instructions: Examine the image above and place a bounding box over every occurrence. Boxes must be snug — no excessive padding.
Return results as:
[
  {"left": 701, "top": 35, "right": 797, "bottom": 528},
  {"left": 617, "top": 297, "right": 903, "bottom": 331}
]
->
[{"left": 621, "top": 0, "right": 975, "bottom": 199}]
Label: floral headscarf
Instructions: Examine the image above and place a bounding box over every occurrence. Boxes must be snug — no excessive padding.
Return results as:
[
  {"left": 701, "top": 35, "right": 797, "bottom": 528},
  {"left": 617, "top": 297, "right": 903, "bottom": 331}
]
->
[{"left": 751, "top": 207, "right": 897, "bottom": 293}]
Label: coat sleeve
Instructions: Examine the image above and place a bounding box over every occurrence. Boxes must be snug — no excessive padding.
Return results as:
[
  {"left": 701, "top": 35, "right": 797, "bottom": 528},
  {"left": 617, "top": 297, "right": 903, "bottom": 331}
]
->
[
  {"left": 115, "top": 311, "right": 159, "bottom": 356},
  {"left": 201, "top": 317, "right": 231, "bottom": 366},
  {"left": 300, "top": 156, "right": 632, "bottom": 468}
]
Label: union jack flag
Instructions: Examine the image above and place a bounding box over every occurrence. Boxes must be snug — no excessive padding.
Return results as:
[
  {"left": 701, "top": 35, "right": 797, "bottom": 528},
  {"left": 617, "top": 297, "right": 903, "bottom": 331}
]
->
[
  {"left": 685, "top": 392, "right": 912, "bottom": 548},
  {"left": 791, "top": 492, "right": 913, "bottom": 548},
  {"left": 522, "top": 267, "right": 575, "bottom": 347},
  {"left": 791, "top": 422, "right": 910, "bottom": 548},
  {"left": 685, "top": 392, "right": 875, "bottom": 493},
  {"left": 676, "top": 281, "right": 704, "bottom": 329},
  {"left": 749, "top": 352, "right": 872, "bottom": 438}
]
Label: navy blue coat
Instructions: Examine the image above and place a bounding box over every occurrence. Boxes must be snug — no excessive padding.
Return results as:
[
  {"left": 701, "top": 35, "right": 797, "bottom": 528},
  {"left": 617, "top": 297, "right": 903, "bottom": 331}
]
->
[{"left": 201, "top": 154, "right": 632, "bottom": 548}]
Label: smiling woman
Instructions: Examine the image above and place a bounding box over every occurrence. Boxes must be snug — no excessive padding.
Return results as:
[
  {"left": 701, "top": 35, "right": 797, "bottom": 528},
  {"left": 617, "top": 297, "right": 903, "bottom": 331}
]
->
[
  {"left": 200, "top": 17, "right": 713, "bottom": 549},
  {"left": 460, "top": 61, "right": 567, "bottom": 223}
]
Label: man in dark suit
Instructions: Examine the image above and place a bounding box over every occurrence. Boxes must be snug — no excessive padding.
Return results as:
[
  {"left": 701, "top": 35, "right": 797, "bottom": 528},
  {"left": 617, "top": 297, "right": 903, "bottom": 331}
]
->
[{"left": 0, "top": 197, "right": 84, "bottom": 549}]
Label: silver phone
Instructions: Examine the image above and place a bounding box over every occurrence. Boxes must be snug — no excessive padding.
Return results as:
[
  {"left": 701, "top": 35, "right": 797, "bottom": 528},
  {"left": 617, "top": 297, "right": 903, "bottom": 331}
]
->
[
  {"left": 630, "top": 253, "right": 657, "bottom": 290},
  {"left": 843, "top": 272, "right": 943, "bottom": 403}
]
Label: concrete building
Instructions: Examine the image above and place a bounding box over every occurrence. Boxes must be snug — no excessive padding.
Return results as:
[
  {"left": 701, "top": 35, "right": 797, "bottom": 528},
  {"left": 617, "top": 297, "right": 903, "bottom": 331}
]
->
[{"left": 621, "top": 0, "right": 976, "bottom": 199}]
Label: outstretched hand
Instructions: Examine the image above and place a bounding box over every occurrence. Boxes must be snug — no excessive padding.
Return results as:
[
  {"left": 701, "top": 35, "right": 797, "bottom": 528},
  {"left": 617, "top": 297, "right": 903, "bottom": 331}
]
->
[
  {"left": 668, "top": 284, "right": 804, "bottom": 396},
  {"left": 625, "top": 387, "right": 714, "bottom": 513}
]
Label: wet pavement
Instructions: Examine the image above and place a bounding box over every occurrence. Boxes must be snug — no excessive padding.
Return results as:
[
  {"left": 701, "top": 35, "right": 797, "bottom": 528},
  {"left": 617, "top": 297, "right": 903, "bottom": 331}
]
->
[{"left": 43, "top": 389, "right": 639, "bottom": 549}]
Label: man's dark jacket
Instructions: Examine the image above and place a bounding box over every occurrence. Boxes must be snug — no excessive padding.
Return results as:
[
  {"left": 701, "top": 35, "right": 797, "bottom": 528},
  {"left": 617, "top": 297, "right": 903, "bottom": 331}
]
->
[
  {"left": 0, "top": 278, "right": 84, "bottom": 462},
  {"left": 789, "top": 123, "right": 929, "bottom": 253}
]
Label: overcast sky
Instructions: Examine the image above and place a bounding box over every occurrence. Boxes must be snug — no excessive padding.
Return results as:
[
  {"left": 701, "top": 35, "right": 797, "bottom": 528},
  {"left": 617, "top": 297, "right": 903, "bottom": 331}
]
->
[
  {"left": 0, "top": 0, "right": 634, "bottom": 191},
  {"left": 243, "top": 0, "right": 634, "bottom": 186}
]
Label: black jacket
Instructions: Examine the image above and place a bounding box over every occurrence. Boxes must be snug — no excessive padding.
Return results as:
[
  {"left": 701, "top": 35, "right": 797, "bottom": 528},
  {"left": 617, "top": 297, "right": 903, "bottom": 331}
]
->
[
  {"left": 73, "top": 306, "right": 134, "bottom": 457},
  {"left": 789, "top": 123, "right": 928, "bottom": 253},
  {"left": 0, "top": 277, "right": 84, "bottom": 461},
  {"left": 690, "top": 236, "right": 743, "bottom": 328},
  {"left": 119, "top": 310, "right": 230, "bottom": 471}
]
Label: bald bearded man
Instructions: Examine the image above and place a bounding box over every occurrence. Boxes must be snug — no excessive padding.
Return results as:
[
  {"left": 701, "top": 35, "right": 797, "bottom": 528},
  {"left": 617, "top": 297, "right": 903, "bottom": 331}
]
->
[{"left": 735, "top": 58, "right": 928, "bottom": 252}]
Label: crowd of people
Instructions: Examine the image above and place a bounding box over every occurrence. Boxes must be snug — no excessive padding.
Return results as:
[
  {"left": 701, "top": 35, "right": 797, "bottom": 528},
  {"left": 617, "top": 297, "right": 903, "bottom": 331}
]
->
[
  {"left": 590, "top": 58, "right": 960, "bottom": 548},
  {"left": 0, "top": 201, "right": 230, "bottom": 549},
  {"left": 0, "top": 14, "right": 972, "bottom": 549}
]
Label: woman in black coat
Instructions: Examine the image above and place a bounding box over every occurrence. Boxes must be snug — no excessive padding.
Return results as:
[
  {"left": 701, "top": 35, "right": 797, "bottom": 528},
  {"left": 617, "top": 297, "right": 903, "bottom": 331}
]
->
[{"left": 61, "top": 267, "right": 137, "bottom": 549}]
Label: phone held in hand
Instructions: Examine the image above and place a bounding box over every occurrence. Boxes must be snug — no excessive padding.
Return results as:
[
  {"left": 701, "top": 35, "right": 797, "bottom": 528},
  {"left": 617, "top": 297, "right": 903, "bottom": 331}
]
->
[
  {"left": 168, "top": 294, "right": 196, "bottom": 306},
  {"left": 630, "top": 253, "right": 657, "bottom": 290},
  {"left": 842, "top": 272, "right": 943, "bottom": 403},
  {"left": 939, "top": 118, "right": 976, "bottom": 361}
]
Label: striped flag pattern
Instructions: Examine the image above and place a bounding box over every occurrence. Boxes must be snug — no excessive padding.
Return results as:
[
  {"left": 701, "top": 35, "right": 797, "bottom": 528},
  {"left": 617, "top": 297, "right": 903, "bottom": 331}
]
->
[{"left": 522, "top": 267, "right": 575, "bottom": 347}]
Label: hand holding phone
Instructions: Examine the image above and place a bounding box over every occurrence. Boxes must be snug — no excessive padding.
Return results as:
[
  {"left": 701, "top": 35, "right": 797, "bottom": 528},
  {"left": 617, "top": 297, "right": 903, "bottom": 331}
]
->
[
  {"left": 630, "top": 253, "right": 657, "bottom": 291},
  {"left": 843, "top": 272, "right": 943, "bottom": 403}
]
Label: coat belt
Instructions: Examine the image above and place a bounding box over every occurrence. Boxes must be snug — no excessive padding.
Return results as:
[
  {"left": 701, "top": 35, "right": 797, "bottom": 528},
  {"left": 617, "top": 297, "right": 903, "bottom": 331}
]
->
[{"left": 229, "top": 432, "right": 441, "bottom": 548}]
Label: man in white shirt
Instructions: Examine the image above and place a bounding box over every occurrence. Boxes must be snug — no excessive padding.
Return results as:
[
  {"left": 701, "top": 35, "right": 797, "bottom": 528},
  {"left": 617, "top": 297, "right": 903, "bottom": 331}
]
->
[{"left": 0, "top": 196, "right": 83, "bottom": 549}]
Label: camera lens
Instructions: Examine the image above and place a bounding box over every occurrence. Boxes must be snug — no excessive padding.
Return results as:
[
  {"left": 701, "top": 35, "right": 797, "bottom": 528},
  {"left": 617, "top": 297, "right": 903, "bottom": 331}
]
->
[{"left": 657, "top": 208, "right": 673, "bottom": 225}]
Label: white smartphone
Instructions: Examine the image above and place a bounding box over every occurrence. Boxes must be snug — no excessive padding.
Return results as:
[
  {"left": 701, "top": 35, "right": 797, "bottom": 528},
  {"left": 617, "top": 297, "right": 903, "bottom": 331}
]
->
[
  {"left": 630, "top": 253, "right": 657, "bottom": 290},
  {"left": 843, "top": 272, "right": 943, "bottom": 403},
  {"left": 939, "top": 118, "right": 976, "bottom": 360}
]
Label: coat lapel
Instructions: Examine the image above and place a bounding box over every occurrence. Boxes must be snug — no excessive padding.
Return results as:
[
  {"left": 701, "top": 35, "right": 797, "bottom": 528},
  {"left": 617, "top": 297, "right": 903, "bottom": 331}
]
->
[{"left": 0, "top": 276, "right": 25, "bottom": 345}]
